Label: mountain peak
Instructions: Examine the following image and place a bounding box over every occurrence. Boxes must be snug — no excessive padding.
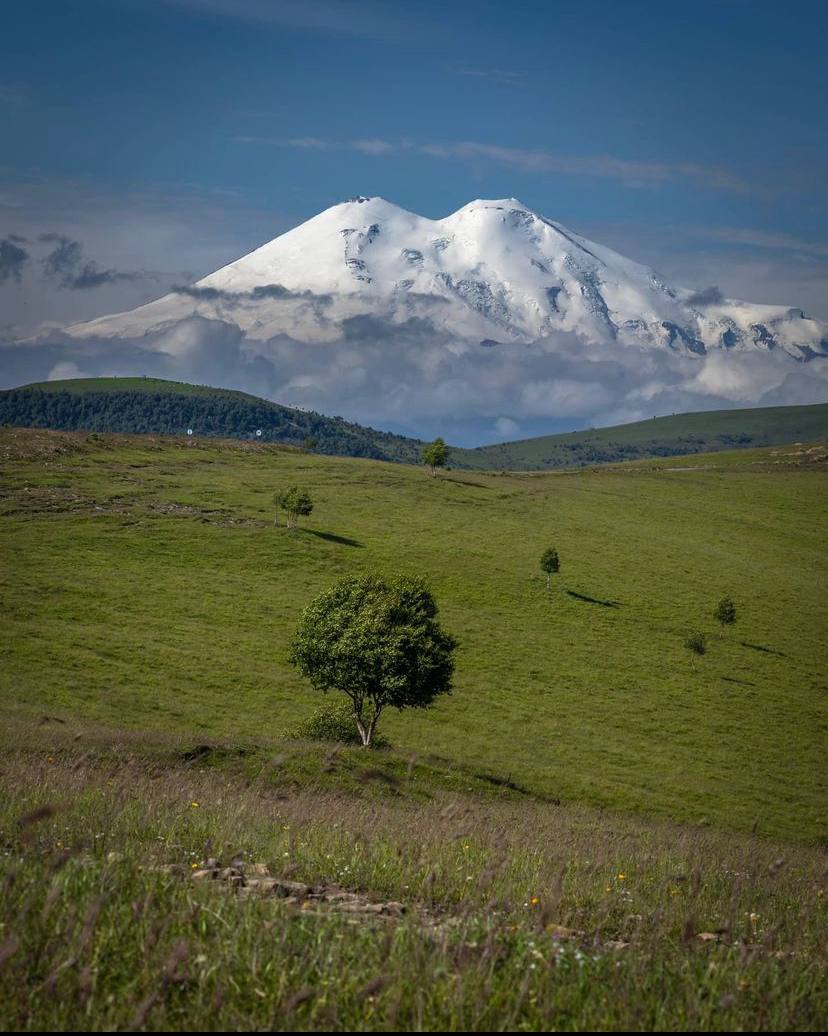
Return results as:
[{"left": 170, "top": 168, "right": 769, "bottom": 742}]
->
[
  {"left": 454, "top": 197, "right": 529, "bottom": 212},
  {"left": 323, "top": 195, "right": 414, "bottom": 220},
  {"left": 65, "top": 196, "right": 827, "bottom": 363}
]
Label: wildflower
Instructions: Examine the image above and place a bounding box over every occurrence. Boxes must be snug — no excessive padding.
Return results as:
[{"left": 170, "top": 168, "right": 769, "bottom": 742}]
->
[
  {"left": 617, "top": 873, "right": 626, "bottom": 881},
  {"left": 191, "top": 862, "right": 198, "bottom": 869},
  {"left": 530, "top": 896, "right": 540, "bottom": 906},
  {"left": 191, "top": 801, "right": 199, "bottom": 808}
]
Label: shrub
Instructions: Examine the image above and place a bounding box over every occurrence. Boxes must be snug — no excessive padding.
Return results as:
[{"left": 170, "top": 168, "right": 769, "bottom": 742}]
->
[
  {"left": 291, "top": 701, "right": 389, "bottom": 749},
  {"left": 715, "top": 596, "right": 737, "bottom": 634},
  {"left": 685, "top": 631, "right": 706, "bottom": 656}
]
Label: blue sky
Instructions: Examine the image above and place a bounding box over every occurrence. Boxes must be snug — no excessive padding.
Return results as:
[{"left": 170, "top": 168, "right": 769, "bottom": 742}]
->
[{"left": 1, "top": 0, "right": 827, "bottom": 440}]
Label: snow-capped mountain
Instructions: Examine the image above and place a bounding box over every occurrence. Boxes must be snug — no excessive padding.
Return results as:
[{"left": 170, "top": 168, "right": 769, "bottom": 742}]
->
[{"left": 68, "top": 197, "right": 827, "bottom": 361}]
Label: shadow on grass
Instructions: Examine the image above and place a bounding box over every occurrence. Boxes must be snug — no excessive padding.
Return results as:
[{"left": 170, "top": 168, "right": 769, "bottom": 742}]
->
[
  {"left": 180, "top": 743, "right": 253, "bottom": 765},
  {"left": 566, "top": 590, "right": 621, "bottom": 608},
  {"left": 303, "top": 529, "right": 364, "bottom": 548},
  {"left": 441, "top": 476, "right": 492, "bottom": 490},
  {"left": 721, "top": 675, "right": 757, "bottom": 687},
  {"left": 740, "top": 641, "right": 787, "bottom": 658}
]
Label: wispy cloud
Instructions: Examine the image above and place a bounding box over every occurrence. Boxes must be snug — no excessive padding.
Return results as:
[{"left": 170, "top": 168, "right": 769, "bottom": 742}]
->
[
  {"left": 39, "top": 234, "right": 145, "bottom": 290},
  {"left": 453, "top": 66, "right": 528, "bottom": 87},
  {"left": 270, "top": 136, "right": 753, "bottom": 193},
  {"left": 284, "top": 136, "right": 329, "bottom": 150},
  {"left": 684, "top": 225, "right": 828, "bottom": 256},
  {"left": 158, "top": 0, "right": 410, "bottom": 38}
]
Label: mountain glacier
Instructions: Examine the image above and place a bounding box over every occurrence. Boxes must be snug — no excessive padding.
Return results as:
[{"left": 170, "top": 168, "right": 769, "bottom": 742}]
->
[{"left": 67, "top": 197, "right": 828, "bottom": 361}]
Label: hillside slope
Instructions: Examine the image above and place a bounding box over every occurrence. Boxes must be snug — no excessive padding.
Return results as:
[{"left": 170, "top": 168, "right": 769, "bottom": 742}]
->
[
  {"left": 468, "top": 402, "right": 828, "bottom": 469},
  {"left": 1, "top": 426, "right": 824, "bottom": 841},
  {"left": 0, "top": 377, "right": 424, "bottom": 463},
  {"left": 2, "top": 377, "right": 826, "bottom": 470}
]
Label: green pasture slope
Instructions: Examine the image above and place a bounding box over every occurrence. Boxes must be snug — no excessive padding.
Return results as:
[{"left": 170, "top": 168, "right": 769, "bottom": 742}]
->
[
  {"left": 3, "top": 375, "right": 827, "bottom": 469},
  {"left": 468, "top": 403, "right": 828, "bottom": 469},
  {"left": 1, "top": 426, "right": 825, "bottom": 843}
]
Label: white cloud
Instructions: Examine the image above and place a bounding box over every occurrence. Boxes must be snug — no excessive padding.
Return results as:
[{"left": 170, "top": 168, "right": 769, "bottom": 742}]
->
[
  {"left": 4, "top": 315, "right": 826, "bottom": 445},
  {"left": 494, "top": 416, "right": 520, "bottom": 438},
  {"left": 48, "top": 361, "right": 85, "bottom": 381}
]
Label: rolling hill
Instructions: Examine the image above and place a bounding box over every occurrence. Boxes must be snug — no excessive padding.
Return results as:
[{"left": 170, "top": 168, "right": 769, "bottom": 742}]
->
[
  {"left": 0, "top": 377, "right": 424, "bottom": 463},
  {"left": 1, "top": 376, "right": 826, "bottom": 470},
  {"left": 466, "top": 403, "right": 828, "bottom": 468}
]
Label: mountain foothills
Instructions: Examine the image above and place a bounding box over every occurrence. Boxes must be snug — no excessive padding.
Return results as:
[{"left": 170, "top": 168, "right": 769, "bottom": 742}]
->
[
  {"left": 67, "top": 197, "right": 828, "bottom": 361},
  {"left": 2, "top": 377, "right": 827, "bottom": 469},
  {"left": 0, "top": 378, "right": 422, "bottom": 463}
]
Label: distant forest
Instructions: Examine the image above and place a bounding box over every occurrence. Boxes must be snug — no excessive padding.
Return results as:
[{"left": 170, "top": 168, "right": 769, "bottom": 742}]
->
[{"left": 0, "top": 388, "right": 423, "bottom": 464}]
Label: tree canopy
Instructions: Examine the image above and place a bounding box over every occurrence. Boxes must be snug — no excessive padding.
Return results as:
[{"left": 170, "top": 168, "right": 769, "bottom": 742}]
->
[
  {"left": 540, "top": 546, "right": 560, "bottom": 588},
  {"left": 421, "top": 437, "right": 449, "bottom": 475},
  {"left": 289, "top": 574, "right": 457, "bottom": 746},
  {"left": 275, "top": 486, "right": 314, "bottom": 528},
  {"left": 714, "top": 596, "right": 737, "bottom": 633}
]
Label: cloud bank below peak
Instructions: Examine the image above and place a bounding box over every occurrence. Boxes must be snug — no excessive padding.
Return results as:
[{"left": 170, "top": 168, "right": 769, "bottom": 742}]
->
[{"left": 3, "top": 313, "right": 826, "bottom": 446}]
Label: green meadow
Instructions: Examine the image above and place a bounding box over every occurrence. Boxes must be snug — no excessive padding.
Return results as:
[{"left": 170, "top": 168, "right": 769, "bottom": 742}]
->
[{"left": 1, "top": 427, "right": 825, "bottom": 842}]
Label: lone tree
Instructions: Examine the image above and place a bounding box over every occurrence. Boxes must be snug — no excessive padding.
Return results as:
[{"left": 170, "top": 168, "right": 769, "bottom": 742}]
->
[
  {"left": 540, "top": 546, "right": 560, "bottom": 589},
  {"left": 714, "top": 596, "right": 737, "bottom": 637},
  {"left": 289, "top": 574, "right": 457, "bottom": 747},
  {"left": 422, "top": 437, "right": 449, "bottom": 476},
  {"left": 274, "top": 486, "right": 314, "bottom": 529},
  {"left": 685, "top": 631, "right": 706, "bottom": 670}
]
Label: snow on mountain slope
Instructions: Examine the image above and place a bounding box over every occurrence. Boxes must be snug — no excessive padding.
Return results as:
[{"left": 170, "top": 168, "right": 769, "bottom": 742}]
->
[{"left": 67, "top": 197, "right": 828, "bottom": 361}]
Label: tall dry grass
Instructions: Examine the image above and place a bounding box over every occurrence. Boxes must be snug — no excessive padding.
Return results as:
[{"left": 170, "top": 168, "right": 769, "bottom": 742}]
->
[{"left": 0, "top": 731, "right": 824, "bottom": 1031}]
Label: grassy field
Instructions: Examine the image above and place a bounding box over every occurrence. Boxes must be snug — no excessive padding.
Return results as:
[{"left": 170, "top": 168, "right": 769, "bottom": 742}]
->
[
  {"left": 1, "top": 426, "right": 826, "bottom": 1030},
  {"left": 1, "top": 427, "right": 825, "bottom": 842}
]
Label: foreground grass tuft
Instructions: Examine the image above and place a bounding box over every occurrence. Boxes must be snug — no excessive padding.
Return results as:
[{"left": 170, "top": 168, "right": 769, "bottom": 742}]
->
[{"left": 0, "top": 728, "right": 825, "bottom": 1031}]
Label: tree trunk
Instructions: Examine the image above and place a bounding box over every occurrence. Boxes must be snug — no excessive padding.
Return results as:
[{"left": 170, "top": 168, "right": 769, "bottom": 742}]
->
[
  {"left": 365, "top": 705, "right": 382, "bottom": 747},
  {"left": 354, "top": 701, "right": 381, "bottom": 747}
]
